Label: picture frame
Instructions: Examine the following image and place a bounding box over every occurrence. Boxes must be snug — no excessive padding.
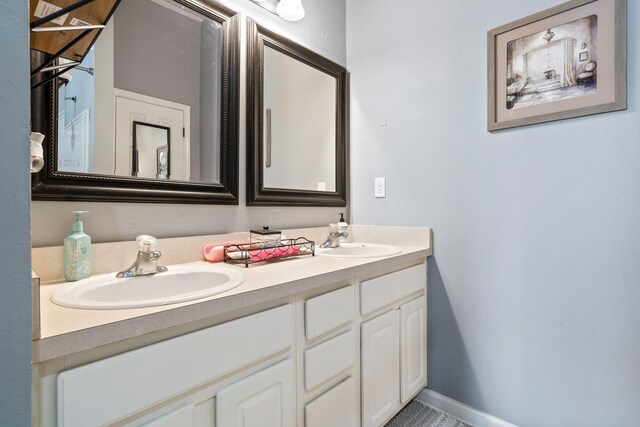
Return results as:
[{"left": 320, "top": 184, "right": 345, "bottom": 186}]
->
[
  {"left": 487, "top": 0, "right": 626, "bottom": 131},
  {"left": 156, "top": 146, "right": 169, "bottom": 180}
]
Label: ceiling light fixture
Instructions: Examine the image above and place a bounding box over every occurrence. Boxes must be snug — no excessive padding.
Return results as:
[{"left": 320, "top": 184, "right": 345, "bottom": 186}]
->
[
  {"left": 542, "top": 29, "right": 555, "bottom": 43},
  {"left": 248, "top": 0, "right": 305, "bottom": 22},
  {"left": 276, "top": 0, "right": 305, "bottom": 21}
]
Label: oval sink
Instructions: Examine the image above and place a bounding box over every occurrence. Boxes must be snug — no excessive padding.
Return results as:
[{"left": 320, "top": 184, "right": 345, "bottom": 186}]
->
[
  {"left": 316, "top": 243, "right": 401, "bottom": 258},
  {"left": 51, "top": 264, "right": 244, "bottom": 310}
]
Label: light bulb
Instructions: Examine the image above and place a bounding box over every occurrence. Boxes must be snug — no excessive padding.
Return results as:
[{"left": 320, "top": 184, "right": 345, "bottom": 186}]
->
[
  {"left": 30, "top": 132, "right": 45, "bottom": 173},
  {"left": 30, "top": 155, "right": 45, "bottom": 173},
  {"left": 276, "top": 0, "right": 305, "bottom": 21}
]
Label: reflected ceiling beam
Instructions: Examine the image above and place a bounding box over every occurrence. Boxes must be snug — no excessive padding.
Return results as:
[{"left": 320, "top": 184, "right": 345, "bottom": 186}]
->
[{"left": 32, "top": 24, "right": 105, "bottom": 32}]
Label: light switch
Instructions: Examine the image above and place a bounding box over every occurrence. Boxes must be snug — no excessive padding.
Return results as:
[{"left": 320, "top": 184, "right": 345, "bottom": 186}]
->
[{"left": 375, "top": 177, "right": 386, "bottom": 198}]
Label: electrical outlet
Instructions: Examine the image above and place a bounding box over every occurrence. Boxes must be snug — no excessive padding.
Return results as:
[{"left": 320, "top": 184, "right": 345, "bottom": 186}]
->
[{"left": 375, "top": 177, "right": 386, "bottom": 198}]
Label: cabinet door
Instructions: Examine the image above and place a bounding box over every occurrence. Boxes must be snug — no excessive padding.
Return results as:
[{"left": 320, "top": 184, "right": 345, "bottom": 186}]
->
[
  {"left": 216, "top": 359, "right": 295, "bottom": 427},
  {"left": 141, "top": 405, "right": 195, "bottom": 427},
  {"left": 361, "top": 310, "right": 400, "bottom": 427},
  {"left": 124, "top": 396, "right": 214, "bottom": 427},
  {"left": 400, "top": 295, "right": 427, "bottom": 403}
]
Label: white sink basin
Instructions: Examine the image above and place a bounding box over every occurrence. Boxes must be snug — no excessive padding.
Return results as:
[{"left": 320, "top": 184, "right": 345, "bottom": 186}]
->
[
  {"left": 51, "top": 264, "right": 244, "bottom": 310},
  {"left": 316, "top": 243, "right": 401, "bottom": 258}
]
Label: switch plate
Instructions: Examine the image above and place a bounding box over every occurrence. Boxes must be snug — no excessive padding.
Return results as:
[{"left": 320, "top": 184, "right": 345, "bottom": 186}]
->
[{"left": 375, "top": 177, "right": 386, "bottom": 198}]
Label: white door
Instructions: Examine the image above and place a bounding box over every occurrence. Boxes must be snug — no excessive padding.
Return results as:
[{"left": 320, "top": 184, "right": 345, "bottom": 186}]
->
[
  {"left": 58, "top": 109, "right": 90, "bottom": 173},
  {"left": 216, "top": 359, "right": 295, "bottom": 427},
  {"left": 114, "top": 89, "right": 190, "bottom": 181},
  {"left": 361, "top": 310, "right": 400, "bottom": 427},
  {"left": 400, "top": 295, "right": 427, "bottom": 403}
]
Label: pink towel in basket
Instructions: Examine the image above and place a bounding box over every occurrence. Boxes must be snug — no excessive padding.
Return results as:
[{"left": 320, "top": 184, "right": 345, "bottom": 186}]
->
[
  {"left": 203, "top": 242, "right": 246, "bottom": 262},
  {"left": 248, "top": 245, "right": 301, "bottom": 262}
]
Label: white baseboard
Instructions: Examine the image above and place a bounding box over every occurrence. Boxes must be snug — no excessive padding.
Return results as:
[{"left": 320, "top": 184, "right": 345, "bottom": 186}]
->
[{"left": 416, "top": 389, "right": 518, "bottom": 427}]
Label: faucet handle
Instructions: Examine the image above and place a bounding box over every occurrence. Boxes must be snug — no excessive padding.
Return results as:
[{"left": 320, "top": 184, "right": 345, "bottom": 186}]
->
[{"left": 136, "top": 235, "right": 158, "bottom": 253}]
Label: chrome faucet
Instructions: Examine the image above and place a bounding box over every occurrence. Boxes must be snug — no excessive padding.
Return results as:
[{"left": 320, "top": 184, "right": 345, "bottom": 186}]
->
[
  {"left": 116, "top": 235, "right": 168, "bottom": 278},
  {"left": 319, "top": 224, "right": 347, "bottom": 248}
]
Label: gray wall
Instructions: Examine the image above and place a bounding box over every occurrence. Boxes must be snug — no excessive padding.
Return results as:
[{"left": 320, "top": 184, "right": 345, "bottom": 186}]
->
[
  {"left": 31, "top": 0, "right": 347, "bottom": 247},
  {"left": 0, "top": 1, "right": 31, "bottom": 425},
  {"left": 347, "top": 0, "right": 640, "bottom": 426}
]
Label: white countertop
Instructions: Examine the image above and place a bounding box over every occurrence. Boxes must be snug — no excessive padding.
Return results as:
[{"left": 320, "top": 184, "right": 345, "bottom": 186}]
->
[{"left": 33, "top": 225, "right": 432, "bottom": 363}]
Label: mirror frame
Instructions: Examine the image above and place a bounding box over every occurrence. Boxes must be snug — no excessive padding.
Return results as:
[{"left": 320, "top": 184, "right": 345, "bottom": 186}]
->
[
  {"left": 246, "top": 17, "right": 347, "bottom": 207},
  {"left": 31, "top": 0, "right": 240, "bottom": 205}
]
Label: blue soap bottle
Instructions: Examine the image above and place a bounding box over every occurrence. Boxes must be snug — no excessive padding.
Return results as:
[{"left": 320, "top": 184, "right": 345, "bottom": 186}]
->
[{"left": 64, "top": 211, "right": 91, "bottom": 281}]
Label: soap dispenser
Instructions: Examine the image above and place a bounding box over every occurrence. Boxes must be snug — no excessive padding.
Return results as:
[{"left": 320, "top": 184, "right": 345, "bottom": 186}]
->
[
  {"left": 64, "top": 211, "right": 91, "bottom": 282},
  {"left": 337, "top": 212, "right": 349, "bottom": 242}
]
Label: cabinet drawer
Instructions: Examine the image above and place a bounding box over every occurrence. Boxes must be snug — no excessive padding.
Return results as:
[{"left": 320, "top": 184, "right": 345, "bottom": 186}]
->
[
  {"left": 304, "top": 330, "right": 355, "bottom": 391},
  {"left": 305, "top": 286, "right": 355, "bottom": 340},
  {"left": 360, "top": 263, "right": 426, "bottom": 315},
  {"left": 305, "top": 377, "right": 357, "bottom": 427},
  {"left": 57, "top": 305, "right": 293, "bottom": 427}
]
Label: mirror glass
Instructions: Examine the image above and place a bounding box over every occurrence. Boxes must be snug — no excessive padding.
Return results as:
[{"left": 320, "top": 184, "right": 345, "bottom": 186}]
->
[
  {"left": 262, "top": 46, "right": 337, "bottom": 192},
  {"left": 55, "top": 0, "right": 223, "bottom": 183},
  {"left": 247, "top": 18, "right": 346, "bottom": 206}
]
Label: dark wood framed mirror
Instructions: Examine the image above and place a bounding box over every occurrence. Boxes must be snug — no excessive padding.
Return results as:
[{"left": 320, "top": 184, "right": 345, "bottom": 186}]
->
[
  {"left": 246, "top": 17, "right": 347, "bottom": 207},
  {"left": 31, "top": 0, "right": 240, "bottom": 204}
]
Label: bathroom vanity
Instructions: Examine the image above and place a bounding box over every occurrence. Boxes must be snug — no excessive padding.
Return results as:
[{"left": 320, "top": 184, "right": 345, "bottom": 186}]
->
[
  {"left": 28, "top": 0, "right": 417, "bottom": 424},
  {"left": 31, "top": 226, "right": 431, "bottom": 427}
]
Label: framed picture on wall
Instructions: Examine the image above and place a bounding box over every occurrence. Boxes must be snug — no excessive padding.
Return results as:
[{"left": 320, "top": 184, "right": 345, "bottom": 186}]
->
[{"left": 487, "top": 0, "right": 626, "bottom": 131}]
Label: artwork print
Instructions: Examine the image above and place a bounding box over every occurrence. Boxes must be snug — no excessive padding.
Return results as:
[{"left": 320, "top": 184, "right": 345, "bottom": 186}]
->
[
  {"left": 487, "top": 0, "right": 625, "bottom": 131},
  {"left": 506, "top": 15, "right": 597, "bottom": 110}
]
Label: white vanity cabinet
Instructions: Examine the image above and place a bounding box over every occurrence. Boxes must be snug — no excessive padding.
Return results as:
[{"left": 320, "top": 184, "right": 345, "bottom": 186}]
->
[
  {"left": 360, "top": 264, "right": 427, "bottom": 427},
  {"left": 40, "top": 261, "right": 427, "bottom": 427}
]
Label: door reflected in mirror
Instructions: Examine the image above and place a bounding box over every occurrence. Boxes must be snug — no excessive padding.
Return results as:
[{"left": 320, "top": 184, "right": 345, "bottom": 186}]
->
[
  {"left": 132, "top": 122, "right": 170, "bottom": 180},
  {"left": 262, "top": 46, "right": 337, "bottom": 192},
  {"left": 55, "top": 0, "right": 223, "bottom": 184}
]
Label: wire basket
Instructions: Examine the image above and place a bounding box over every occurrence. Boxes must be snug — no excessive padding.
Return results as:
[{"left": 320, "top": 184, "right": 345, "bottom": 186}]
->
[{"left": 223, "top": 237, "right": 315, "bottom": 267}]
